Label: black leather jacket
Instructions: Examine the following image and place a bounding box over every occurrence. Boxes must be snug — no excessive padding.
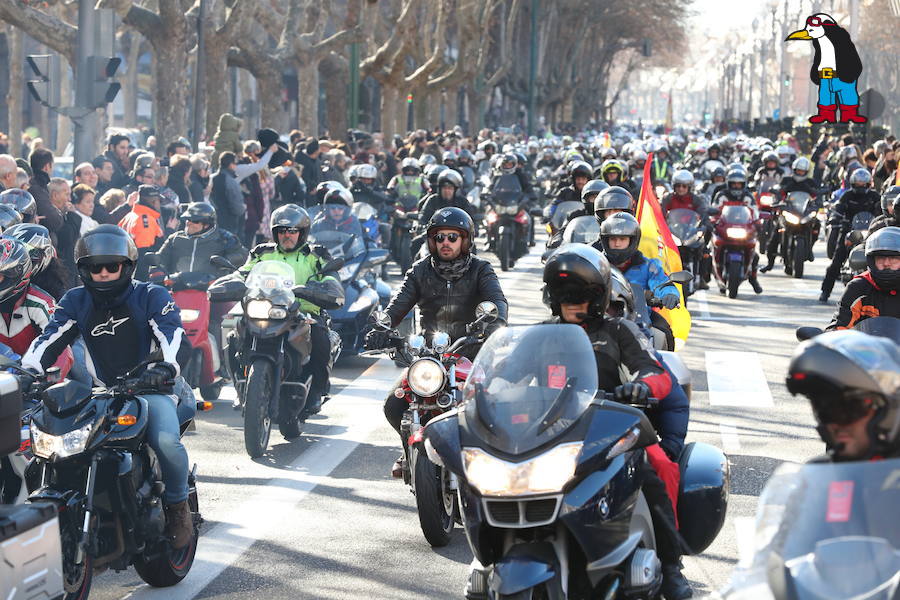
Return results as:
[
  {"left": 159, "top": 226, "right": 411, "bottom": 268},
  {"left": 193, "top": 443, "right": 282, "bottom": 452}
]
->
[
  {"left": 385, "top": 255, "right": 508, "bottom": 342},
  {"left": 157, "top": 226, "right": 248, "bottom": 277}
]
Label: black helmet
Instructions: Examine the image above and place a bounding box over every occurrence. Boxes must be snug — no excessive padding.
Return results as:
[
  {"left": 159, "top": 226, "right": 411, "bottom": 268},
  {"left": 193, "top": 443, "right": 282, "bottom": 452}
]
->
[
  {"left": 436, "top": 169, "right": 463, "bottom": 191},
  {"left": 424, "top": 164, "right": 448, "bottom": 188},
  {"left": 0, "top": 205, "right": 22, "bottom": 232},
  {"left": 787, "top": 330, "right": 900, "bottom": 459},
  {"left": 426, "top": 207, "right": 475, "bottom": 256},
  {"left": 848, "top": 167, "right": 872, "bottom": 191},
  {"left": 322, "top": 187, "right": 353, "bottom": 207},
  {"left": 881, "top": 185, "right": 900, "bottom": 216},
  {"left": 269, "top": 204, "right": 311, "bottom": 248},
  {"left": 865, "top": 226, "right": 900, "bottom": 290},
  {"left": 707, "top": 142, "right": 720, "bottom": 155},
  {"left": 581, "top": 179, "right": 609, "bottom": 204},
  {"left": 314, "top": 180, "right": 345, "bottom": 204},
  {"left": 594, "top": 186, "right": 634, "bottom": 223},
  {"left": 543, "top": 245, "right": 612, "bottom": 317},
  {"left": 3, "top": 223, "right": 52, "bottom": 275},
  {"left": 568, "top": 160, "right": 592, "bottom": 182},
  {"left": 74, "top": 224, "right": 138, "bottom": 298},
  {"left": 0, "top": 189, "right": 36, "bottom": 222},
  {"left": 180, "top": 202, "right": 217, "bottom": 235},
  {"left": 0, "top": 238, "right": 33, "bottom": 305},
  {"left": 600, "top": 212, "right": 642, "bottom": 266},
  {"left": 607, "top": 267, "right": 636, "bottom": 319}
]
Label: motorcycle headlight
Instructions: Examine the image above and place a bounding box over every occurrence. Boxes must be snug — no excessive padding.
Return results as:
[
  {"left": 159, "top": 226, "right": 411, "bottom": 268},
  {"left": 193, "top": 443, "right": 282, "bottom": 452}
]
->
[
  {"left": 180, "top": 309, "right": 201, "bottom": 323},
  {"left": 783, "top": 212, "right": 801, "bottom": 225},
  {"left": 31, "top": 423, "right": 93, "bottom": 459},
  {"left": 268, "top": 307, "right": 288, "bottom": 320},
  {"left": 462, "top": 442, "right": 583, "bottom": 496},
  {"left": 726, "top": 227, "right": 749, "bottom": 239},
  {"left": 246, "top": 299, "right": 273, "bottom": 319},
  {"left": 407, "top": 357, "right": 447, "bottom": 397}
]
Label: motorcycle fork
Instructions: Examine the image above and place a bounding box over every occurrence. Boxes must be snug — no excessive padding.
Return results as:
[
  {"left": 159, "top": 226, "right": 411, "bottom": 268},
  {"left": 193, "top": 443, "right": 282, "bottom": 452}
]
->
[{"left": 77, "top": 453, "right": 101, "bottom": 564}]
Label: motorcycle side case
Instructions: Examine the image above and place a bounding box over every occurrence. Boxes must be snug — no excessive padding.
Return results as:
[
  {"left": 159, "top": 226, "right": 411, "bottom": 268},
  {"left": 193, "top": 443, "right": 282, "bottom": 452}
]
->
[
  {"left": 677, "top": 441, "right": 729, "bottom": 554},
  {"left": 0, "top": 373, "right": 21, "bottom": 455},
  {"left": 0, "top": 502, "right": 64, "bottom": 600}
]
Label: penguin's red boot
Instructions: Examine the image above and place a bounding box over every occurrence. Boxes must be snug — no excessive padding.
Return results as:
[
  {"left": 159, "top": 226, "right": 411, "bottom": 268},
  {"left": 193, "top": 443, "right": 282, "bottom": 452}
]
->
[
  {"left": 839, "top": 104, "right": 867, "bottom": 123},
  {"left": 808, "top": 104, "right": 837, "bottom": 124}
]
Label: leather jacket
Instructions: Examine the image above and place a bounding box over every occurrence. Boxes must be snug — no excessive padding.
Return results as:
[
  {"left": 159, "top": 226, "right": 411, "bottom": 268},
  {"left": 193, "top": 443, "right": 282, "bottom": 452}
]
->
[
  {"left": 385, "top": 255, "right": 508, "bottom": 342},
  {"left": 157, "top": 226, "right": 248, "bottom": 278}
]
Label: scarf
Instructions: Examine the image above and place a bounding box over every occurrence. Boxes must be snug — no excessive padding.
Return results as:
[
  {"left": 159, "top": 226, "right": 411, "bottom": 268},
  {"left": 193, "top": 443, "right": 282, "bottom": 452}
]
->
[{"left": 432, "top": 253, "right": 472, "bottom": 282}]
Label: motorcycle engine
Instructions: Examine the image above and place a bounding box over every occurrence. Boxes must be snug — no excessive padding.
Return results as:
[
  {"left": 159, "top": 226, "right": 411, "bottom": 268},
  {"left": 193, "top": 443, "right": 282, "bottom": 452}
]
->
[{"left": 625, "top": 548, "right": 662, "bottom": 595}]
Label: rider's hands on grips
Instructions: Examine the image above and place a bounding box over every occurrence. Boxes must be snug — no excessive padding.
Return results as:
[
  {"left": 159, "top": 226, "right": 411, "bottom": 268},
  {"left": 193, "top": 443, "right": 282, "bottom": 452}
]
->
[
  {"left": 136, "top": 362, "right": 177, "bottom": 390},
  {"left": 14, "top": 367, "right": 40, "bottom": 392},
  {"left": 364, "top": 329, "right": 393, "bottom": 351},
  {"left": 659, "top": 295, "right": 680, "bottom": 310},
  {"left": 613, "top": 381, "right": 651, "bottom": 405}
]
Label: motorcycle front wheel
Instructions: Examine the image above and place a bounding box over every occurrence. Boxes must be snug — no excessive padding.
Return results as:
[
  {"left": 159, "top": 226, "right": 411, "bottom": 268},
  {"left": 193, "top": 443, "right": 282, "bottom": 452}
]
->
[
  {"left": 792, "top": 236, "right": 807, "bottom": 279},
  {"left": 134, "top": 488, "right": 199, "bottom": 587},
  {"left": 413, "top": 448, "right": 454, "bottom": 547},
  {"left": 243, "top": 359, "right": 273, "bottom": 458},
  {"left": 498, "top": 235, "right": 511, "bottom": 272},
  {"left": 727, "top": 260, "right": 741, "bottom": 299},
  {"left": 60, "top": 509, "right": 93, "bottom": 600}
]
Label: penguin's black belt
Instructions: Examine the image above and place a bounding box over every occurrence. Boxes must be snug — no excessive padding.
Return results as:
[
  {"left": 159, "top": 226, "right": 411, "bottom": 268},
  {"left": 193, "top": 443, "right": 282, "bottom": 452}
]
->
[{"left": 819, "top": 68, "right": 836, "bottom": 79}]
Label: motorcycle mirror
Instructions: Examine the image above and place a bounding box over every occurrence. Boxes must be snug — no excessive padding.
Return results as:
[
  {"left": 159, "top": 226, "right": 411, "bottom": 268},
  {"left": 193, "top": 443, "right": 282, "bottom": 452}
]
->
[
  {"left": 667, "top": 270, "right": 693, "bottom": 285},
  {"left": 796, "top": 326, "right": 823, "bottom": 341},
  {"left": 475, "top": 301, "right": 499, "bottom": 323},
  {"left": 210, "top": 255, "right": 237, "bottom": 271},
  {"left": 529, "top": 208, "right": 544, "bottom": 217}
]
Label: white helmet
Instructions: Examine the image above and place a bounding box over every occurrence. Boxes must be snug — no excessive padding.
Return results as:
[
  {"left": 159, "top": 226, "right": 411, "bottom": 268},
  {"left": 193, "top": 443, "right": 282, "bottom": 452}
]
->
[{"left": 356, "top": 163, "right": 377, "bottom": 180}]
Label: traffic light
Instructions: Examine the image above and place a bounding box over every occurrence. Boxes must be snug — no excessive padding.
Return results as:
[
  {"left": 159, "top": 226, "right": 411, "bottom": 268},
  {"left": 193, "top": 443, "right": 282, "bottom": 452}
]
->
[
  {"left": 86, "top": 56, "right": 121, "bottom": 107},
  {"left": 26, "top": 54, "right": 61, "bottom": 108},
  {"left": 783, "top": 75, "right": 790, "bottom": 87},
  {"left": 406, "top": 94, "right": 413, "bottom": 104}
]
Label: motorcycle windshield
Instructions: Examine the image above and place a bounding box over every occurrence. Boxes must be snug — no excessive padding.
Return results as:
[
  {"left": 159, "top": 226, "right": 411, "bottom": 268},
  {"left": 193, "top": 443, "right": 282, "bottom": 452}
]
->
[
  {"left": 666, "top": 209, "right": 701, "bottom": 239},
  {"left": 854, "top": 316, "right": 900, "bottom": 344},
  {"left": 462, "top": 325, "right": 598, "bottom": 455},
  {"left": 787, "top": 192, "right": 813, "bottom": 215},
  {"left": 551, "top": 201, "right": 583, "bottom": 230},
  {"left": 851, "top": 211, "right": 875, "bottom": 231},
  {"left": 562, "top": 216, "right": 601, "bottom": 245},
  {"left": 493, "top": 173, "right": 523, "bottom": 196},
  {"left": 721, "top": 204, "right": 753, "bottom": 224},
  {"left": 244, "top": 261, "right": 295, "bottom": 305},
  {"left": 308, "top": 205, "right": 366, "bottom": 261},
  {"left": 732, "top": 459, "right": 900, "bottom": 599}
]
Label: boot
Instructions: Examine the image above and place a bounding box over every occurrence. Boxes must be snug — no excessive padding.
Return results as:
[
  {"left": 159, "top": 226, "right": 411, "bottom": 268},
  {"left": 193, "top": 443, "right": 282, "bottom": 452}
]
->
[
  {"left": 839, "top": 104, "right": 867, "bottom": 123},
  {"left": 818, "top": 291, "right": 830, "bottom": 303},
  {"left": 391, "top": 454, "right": 407, "bottom": 479},
  {"left": 165, "top": 500, "right": 194, "bottom": 549},
  {"left": 759, "top": 259, "right": 775, "bottom": 273},
  {"left": 749, "top": 276, "right": 763, "bottom": 294},
  {"left": 808, "top": 104, "right": 837, "bottom": 124},
  {"left": 661, "top": 562, "right": 693, "bottom": 599}
]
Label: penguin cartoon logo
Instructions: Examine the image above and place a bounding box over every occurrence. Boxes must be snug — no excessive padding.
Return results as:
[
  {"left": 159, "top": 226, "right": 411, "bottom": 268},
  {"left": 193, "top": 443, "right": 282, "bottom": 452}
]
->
[{"left": 785, "top": 13, "right": 866, "bottom": 125}]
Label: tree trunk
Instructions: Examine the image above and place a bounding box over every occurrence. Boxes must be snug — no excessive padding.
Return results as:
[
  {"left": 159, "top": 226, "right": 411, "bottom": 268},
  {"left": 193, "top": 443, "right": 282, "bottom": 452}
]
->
[
  {"left": 414, "top": 89, "right": 431, "bottom": 131},
  {"left": 445, "top": 87, "right": 459, "bottom": 131},
  {"left": 7, "top": 27, "right": 22, "bottom": 158},
  {"left": 204, "top": 34, "right": 230, "bottom": 140},
  {"left": 297, "top": 60, "right": 319, "bottom": 137},
  {"left": 320, "top": 54, "right": 347, "bottom": 139},
  {"left": 123, "top": 32, "right": 141, "bottom": 128},
  {"left": 55, "top": 69, "right": 72, "bottom": 154},
  {"left": 151, "top": 40, "right": 189, "bottom": 149},
  {"left": 466, "top": 86, "right": 483, "bottom": 133},
  {"left": 380, "top": 85, "right": 398, "bottom": 139}
]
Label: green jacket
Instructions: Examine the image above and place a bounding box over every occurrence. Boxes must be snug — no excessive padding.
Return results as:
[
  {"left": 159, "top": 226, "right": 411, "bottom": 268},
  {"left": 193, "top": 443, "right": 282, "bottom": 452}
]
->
[{"left": 240, "top": 243, "right": 340, "bottom": 314}]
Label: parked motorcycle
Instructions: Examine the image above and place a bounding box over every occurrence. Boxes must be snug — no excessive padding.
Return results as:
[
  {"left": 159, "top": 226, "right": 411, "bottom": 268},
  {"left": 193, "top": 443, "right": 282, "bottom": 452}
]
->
[
  {"left": 712, "top": 204, "right": 758, "bottom": 298},
  {"left": 666, "top": 208, "right": 706, "bottom": 298},
  {"left": 308, "top": 205, "right": 389, "bottom": 358},
  {"left": 365, "top": 301, "right": 499, "bottom": 547},
  {"left": 209, "top": 256, "right": 344, "bottom": 457},
  {"left": 778, "top": 191, "right": 819, "bottom": 279},
  {"left": 424, "top": 324, "right": 728, "bottom": 599},
  {"left": 19, "top": 353, "right": 208, "bottom": 600}
]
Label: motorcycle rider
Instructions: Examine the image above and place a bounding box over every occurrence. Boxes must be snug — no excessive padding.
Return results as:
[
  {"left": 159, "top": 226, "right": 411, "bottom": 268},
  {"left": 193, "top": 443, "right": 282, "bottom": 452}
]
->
[
  {"left": 868, "top": 186, "right": 900, "bottom": 234},
  {"left": 596, "top": 213, "right": 680, "bottom": 350},
  {"left": 21, "top": 225, "right": 195, "bottom": 548},
  {"left": 825, "top": 227, "right": 900, "bottom": 330},
  {"left": 711, "top": 170, "right": 763, "bottom": 294},
  {"left": 545, "top": 179, "right": 610, "bottom": 250},
  {"left": 314, "top": 188, "right": 360, "bottom": 236},
  {"left": 418, "top": 169, "right": 476, "bottom": 225},
  {"left": 386, "top": 157, "right": 430, "bottom": 206},
  {"left": 650, "top": 144, "right": 674, "bottom": 186},
  {"left": 594, "top": 185, "right": 635, "bottom": 223},
  {"left": 662, "top": 170, "right": 708, "bottom": 215},
  {"left": 365, "top": 207, "right": 508, "bottom": 476},
  {"left": 598, "top": 159, "right": 637, "bottom": 198},
  {"left": 239, "top": 204, "right": 344, "bottom": 417},
  {"left": 3, "top": 223, "right": 71, "bottom": 300},
  {"left": 541, "top": 245, "right": 692, "bottom": 599},
  {"left": 761, "top": 158, "right": 821, "bottom": 272},
  {"left": 350, "top": 163, "right": 393, "bottom": 250},
  {"left": 456, "top": 149, "right": 477, "bottom": 194},
  {"left": 156, "top": 202, "right": 248, "bottom": 280},
  {"left": 752, "top": 151, "right": 783, "bottom": 194},
  {"left": 546, "top": 160, "right": 592, "bottom": 220},
  {"left": 787, "top": 329, "right": 900, "bottom": 461},
  {"left": 820, "top": 168, "right": 881, "bottom": 303}
]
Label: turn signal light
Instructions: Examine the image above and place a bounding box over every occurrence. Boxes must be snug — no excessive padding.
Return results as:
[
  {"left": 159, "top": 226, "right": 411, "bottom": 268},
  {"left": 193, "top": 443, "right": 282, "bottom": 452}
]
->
[
  {"left": 116, "top": 415, "right": 137, "bottom": 426},
  {"left": 198, "top": 401, "right": 214, "bottom": 412}
]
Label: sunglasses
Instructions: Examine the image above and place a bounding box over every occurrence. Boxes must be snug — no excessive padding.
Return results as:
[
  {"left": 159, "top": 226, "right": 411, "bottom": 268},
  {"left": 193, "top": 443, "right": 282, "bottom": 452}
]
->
[
  {"left": 276, "top": 227, "right": 301, "bottom": 235},
  {"left": 89, "top": 262, "right": 124, "bottom": 274},
  {"left": 187, "top": 218, "right": 207, "bottom": 224},
  {"left": 433, "top": 232, "right": 460, "bottom": 243},
  {"left": 811, "top": 393, "right": 876, "bottom": 426},
  {"left": 806, "top": 16, "right": 833, "bottom": 27}
]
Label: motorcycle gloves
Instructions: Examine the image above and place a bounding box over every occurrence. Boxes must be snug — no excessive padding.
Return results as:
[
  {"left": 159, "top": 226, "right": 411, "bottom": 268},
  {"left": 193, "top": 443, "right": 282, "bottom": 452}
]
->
[
  {"left": 364, "top": 329, "right": 393, "bottom": 351},
  {"left": 659, "top": 295, "right": 681, "bottom": 310},
  {"left": 136, "top": 362, "right": 177, "bottom": 390},
  {"left": 613, "top": 381, "right": 651, "bottom": 405}
]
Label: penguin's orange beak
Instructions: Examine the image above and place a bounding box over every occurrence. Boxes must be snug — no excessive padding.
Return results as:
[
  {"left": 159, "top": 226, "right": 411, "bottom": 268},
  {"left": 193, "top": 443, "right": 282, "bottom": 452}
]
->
[{"left": 786, "top": 29, "right": 813, "bottom": 41}]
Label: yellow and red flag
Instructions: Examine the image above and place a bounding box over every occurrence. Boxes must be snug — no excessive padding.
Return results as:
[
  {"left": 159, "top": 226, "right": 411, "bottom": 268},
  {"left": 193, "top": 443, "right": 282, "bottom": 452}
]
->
[{"left": 635, "top": 153, "right": 691, "bottom": 347}]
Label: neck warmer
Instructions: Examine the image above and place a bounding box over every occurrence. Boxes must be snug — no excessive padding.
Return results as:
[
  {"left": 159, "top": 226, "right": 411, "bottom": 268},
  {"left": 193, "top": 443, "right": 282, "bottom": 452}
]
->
[{"left": 432, "top": 253, "right": 472, "bottom": 282}]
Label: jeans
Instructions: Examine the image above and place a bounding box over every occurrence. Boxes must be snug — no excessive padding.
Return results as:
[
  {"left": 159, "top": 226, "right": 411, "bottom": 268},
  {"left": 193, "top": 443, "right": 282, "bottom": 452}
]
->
[
  {"left": 818, "top": 77, "right": 859, "bottom": 106},
  {"left": 142, "top": 393, "right": 190, "bottom": 504},
  {"left": 68, "top": 338, "right": 93, "bottom": 385}
]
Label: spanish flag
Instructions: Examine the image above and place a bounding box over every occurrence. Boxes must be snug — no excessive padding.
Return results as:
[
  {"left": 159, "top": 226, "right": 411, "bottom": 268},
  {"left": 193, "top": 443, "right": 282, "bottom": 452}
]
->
[{"left": 635, "top": 153, "right": 691, "bottom": 347}]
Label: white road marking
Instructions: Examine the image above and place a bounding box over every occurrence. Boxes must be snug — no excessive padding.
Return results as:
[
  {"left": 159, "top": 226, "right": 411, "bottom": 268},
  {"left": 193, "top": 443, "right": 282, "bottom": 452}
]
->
[
  {"left": 127, "top": 358, "right": 399, "bottom": 600},
  {"left": 705, "top": 351, "right": 774, "bottom": 407},
  {"left": 734, "top": 516, "right": 757, "bottom": 568},
  {"left": 692, "top": 290, "right": 711, "bottom": 319},
  {"left": 719, "top": 422, "right": 742, "bottom": 454}
]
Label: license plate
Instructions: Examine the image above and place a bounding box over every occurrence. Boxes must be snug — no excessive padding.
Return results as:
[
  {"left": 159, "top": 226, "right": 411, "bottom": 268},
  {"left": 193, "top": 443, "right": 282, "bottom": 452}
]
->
[{"left": 728, "top": 252, "right": 743, "bottom": 261}]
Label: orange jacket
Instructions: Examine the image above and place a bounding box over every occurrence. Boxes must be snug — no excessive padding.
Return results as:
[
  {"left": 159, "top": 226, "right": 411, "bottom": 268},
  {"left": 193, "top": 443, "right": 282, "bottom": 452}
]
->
[{"left": 118, "top": 203, "right": 162, "bottom": 249}]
